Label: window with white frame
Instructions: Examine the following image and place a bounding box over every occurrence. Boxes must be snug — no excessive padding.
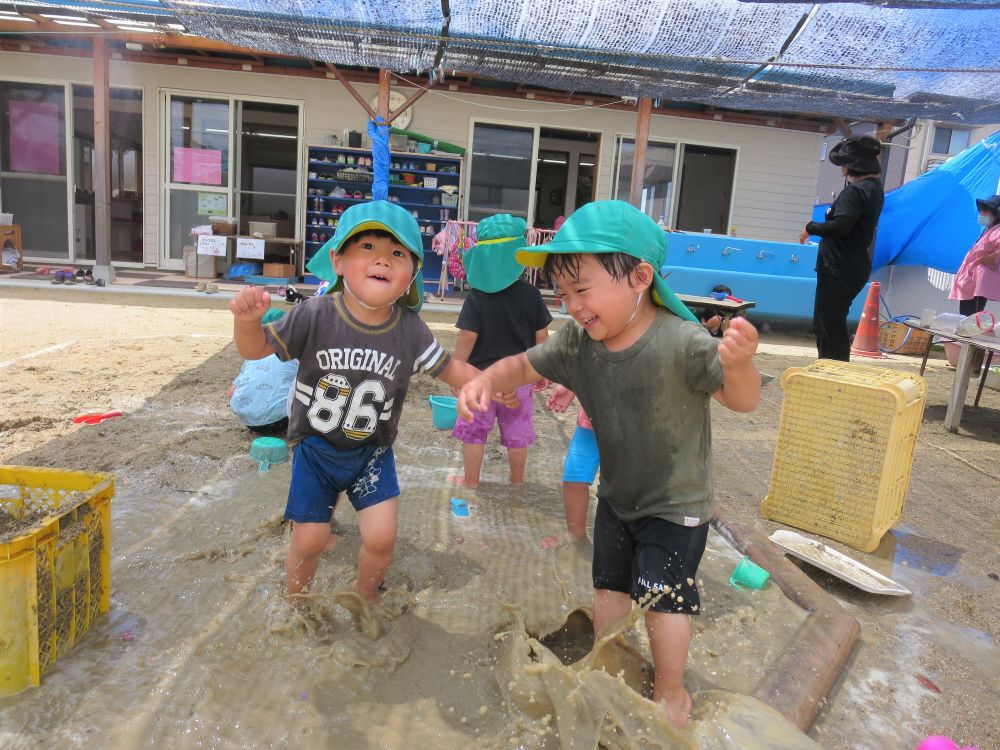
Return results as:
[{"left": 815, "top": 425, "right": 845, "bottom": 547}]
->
[
  {"left": 613, "top": 136, "right": 736, "bottom": 234},
  {"left": 930, "top": 126, "right": 970, "bottom": 156}
]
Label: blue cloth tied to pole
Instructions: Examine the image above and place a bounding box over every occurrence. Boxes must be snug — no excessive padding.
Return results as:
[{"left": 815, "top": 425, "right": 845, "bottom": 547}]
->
[{"left": 368, "top": 117, "right": 390, "bottom": 201}]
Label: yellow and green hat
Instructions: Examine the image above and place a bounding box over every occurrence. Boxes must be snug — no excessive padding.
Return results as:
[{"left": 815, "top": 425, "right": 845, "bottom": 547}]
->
[
  {"left": 305, "top": 200, "right": 424, "bottom": 312},
  {"left": 515, "top": 200, "right": 698, "bottom": 323},
  {"left": 463, "top": 213, "right": 527, "bottom": 293}
]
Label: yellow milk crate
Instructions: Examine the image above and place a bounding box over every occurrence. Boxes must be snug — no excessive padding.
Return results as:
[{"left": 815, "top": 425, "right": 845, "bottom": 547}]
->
[
  {"left": 0, "top": 466, "right": 113, "bottom": 696},
  {"left": 761, "top": 360, "right": 925, "bottom": 552}
]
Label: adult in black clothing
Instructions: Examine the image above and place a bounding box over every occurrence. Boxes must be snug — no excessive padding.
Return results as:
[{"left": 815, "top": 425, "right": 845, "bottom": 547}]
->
[{"left": 799, "top": 134, "right": 885, "bottom": 361}]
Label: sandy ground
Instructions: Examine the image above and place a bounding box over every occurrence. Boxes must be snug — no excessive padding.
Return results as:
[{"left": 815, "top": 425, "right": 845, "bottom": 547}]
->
[{"left": 0, "top": 285, "right": 997, "bottom": 749}]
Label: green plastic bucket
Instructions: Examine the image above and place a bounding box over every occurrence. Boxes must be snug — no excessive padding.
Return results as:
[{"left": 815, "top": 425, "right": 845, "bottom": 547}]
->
[{"left": 250, "top": 436, "right": 288, "bottom": 472}]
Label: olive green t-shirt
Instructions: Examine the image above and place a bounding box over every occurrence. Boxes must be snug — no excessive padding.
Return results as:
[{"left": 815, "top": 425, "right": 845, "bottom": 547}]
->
[{"left": 527, "top": 309, "right": 724, "bottom": 526}]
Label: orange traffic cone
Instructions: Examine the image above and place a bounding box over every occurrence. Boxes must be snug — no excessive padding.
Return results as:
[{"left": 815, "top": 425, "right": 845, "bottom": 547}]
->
[{"left": 850, "top": 281, "right": 885, "bottom": 358}]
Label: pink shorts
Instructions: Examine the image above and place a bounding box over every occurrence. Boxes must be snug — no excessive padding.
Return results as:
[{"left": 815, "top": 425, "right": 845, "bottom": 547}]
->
[{"left": 451, "top": 384, "right": 536, "bottom": 448}]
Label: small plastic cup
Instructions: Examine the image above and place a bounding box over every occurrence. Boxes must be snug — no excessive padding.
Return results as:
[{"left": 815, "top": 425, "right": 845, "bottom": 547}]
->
[{"left": 730, "top": 556, "right": 771, "bottom": 590}]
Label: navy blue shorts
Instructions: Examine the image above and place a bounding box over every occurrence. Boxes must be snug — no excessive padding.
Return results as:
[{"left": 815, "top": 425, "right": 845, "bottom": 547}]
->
[
  {"left": 592, "top": 500, "right": 708, "bottom": 615},
  {"left": 284, "top": 436, "right": 399, "bottom": 523}
]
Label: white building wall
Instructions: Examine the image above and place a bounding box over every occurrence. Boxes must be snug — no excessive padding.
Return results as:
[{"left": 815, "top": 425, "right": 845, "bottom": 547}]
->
[{"left": 1, "top": 50, "right": 824, "bottom": 267}]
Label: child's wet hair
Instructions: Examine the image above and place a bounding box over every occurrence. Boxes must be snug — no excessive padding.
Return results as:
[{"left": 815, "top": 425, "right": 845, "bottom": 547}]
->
[{"left": 543, "top": 252, "right": 641, "bottom": 284}]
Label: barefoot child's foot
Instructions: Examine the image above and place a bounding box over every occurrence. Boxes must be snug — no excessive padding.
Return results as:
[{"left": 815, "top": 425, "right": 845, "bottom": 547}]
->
[
  {"left": 658, "top": 688, "right": 693, "bottom": 728},
  {"left": 446, "top": 474, "right": 479, "bottom": 489}
]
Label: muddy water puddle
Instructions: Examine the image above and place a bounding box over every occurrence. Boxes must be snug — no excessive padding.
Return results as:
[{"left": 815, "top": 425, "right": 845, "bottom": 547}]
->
[{"left": 1, "top": 436, "right": 816, "bottom": 749}]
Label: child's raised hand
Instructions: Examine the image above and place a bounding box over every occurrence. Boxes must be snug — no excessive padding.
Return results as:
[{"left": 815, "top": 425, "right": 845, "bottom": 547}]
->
[
  {"left": 545, "top": 384, "right": 575, "bottom": 413},
  {"left": 718, "top": 316, "right": 758, "bottom": 368},
  {"left": 230, "top": 286, "right": 271, "bottom": 323},
  {"left": 457, "top": 376, "right": 494, "bottom": 422}
]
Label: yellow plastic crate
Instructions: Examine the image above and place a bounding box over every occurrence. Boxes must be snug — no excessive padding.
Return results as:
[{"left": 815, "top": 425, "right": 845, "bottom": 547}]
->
[
  {"left": 761, "top": 360, "right": 925, "bottom": 552},
  {"left": 0, "top": 466, "right": 113, "bottom": 696}
]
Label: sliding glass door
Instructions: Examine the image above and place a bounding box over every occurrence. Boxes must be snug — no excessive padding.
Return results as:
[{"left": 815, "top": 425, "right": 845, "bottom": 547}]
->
[
  {"left": 163, "top": 94, "right": 232, "bottom": 269},
  {"left": 466, "top": 123, "right": 536, "bottom": 223},
  {"left": 613, "top": 136, "right": 737, "bottom": 234},
  {"left": 0, "top": 82, "right": 69, "bottom": 261},
  {"left": 162, "top": 93, "right": 301, "bottom": 270},
  {"left": 72, "top": 85, "right": 144, "bottom": 264}
]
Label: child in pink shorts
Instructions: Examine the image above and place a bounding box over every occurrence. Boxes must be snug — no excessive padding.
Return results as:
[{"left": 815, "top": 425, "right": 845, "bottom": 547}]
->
[{"left": 447, "top": 214, "right": 552, "bottom": 489}]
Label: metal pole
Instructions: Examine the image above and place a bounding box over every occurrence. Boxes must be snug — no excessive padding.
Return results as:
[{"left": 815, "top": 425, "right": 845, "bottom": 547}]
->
[{"left": 628, "top": 97, "right": 652, "bottom": 208}]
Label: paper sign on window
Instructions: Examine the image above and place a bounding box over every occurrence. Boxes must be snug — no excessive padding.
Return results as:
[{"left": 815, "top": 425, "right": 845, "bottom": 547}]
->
[
  {"left": 197, "top": 192, "right": 228, "bottom": 216},
  {"left": 9, "top": 101, "right": 60, "bottom": 175},
  {"left": 197, "top": 235, "right": 227, "bottom": 256},
  {"left": 174, "top": 147, "right": 222, "bottom": 185},
  {"left": 236, "top": 237, "right": 265, "bottom": 260}
]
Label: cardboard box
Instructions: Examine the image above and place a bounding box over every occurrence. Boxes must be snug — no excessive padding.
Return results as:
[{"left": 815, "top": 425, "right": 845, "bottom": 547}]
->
[
  {"left": 210, "top": 217, "right": 236, "bottom": 236},
  {"left": 183, "top": 244, "right": 216, "bottom": 279},
  {"left": 263, "top": 262, "right": 296, "bottom": 278}
]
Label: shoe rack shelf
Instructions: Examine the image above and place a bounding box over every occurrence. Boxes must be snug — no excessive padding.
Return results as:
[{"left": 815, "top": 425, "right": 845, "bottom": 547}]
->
[{"left": 304, "top": 145, "right": 463, "bottom": 284}]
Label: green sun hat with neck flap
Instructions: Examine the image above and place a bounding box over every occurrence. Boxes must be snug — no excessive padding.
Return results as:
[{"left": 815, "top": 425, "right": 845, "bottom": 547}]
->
[
  {"left": 514, "top": 200, "right": 698, "bottom": 323},
  {"left": 306, "top": 200, "right": 425, "bottom": 312},
  {"left": 463, "top": 213, "right": 528, "bottom": 293}
]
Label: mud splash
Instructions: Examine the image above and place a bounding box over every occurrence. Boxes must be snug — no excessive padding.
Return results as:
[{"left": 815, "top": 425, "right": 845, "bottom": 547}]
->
[{"left": 494, "top": 606, "right": 820, "bottom": 749}]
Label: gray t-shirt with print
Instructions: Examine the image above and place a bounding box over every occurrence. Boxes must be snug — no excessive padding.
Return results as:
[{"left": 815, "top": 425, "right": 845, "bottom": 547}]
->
[
  {"left": 527, "top": 309, "right": 724, "bottom": 526},
  {"left": 264, "top": 292, "right": 450, "bottom": 450}
]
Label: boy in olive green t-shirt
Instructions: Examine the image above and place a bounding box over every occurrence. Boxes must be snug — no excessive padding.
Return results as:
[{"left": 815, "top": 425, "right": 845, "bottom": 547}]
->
[{"left": 458, "top": 201, "right": 761, "bottom": 727}]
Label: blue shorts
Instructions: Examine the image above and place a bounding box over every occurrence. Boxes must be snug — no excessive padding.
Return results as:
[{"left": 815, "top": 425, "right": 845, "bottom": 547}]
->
[
  {"left": 284, "top": 436, "right": 399, "bottom": 523},
  {"left": 562, "top": 425, "right": 600, "bottom": 484}
]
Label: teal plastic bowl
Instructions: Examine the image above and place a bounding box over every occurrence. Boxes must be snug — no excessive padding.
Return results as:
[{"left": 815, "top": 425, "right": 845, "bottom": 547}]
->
[
  {"left": 428, "top": 395, "right": 458, "bottom": 430},
  {"left": 250, "top": 436, "right": 288, "bottom": 472}
]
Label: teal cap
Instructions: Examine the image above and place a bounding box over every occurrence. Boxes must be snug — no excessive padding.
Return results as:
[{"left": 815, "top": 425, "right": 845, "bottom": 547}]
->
[
  {"left": 305, "top": 200, "right": 424, "bottom": 312},
  {"left": 515, "top": 200, "right": 697, "bottom": 323},
  {"left": 463, "top": 214, "right": 527, "bottom": 293}
]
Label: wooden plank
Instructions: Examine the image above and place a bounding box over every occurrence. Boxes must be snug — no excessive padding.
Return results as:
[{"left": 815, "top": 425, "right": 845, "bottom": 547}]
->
[
  {"left": 712, "top": 511, "right": 861, "bottom": 732},
  {"left": 628, "top": 97, "right": 652, "bottom": 207},
  {"left": 93, "top": 37, "right": 112, "bottom": 275}
]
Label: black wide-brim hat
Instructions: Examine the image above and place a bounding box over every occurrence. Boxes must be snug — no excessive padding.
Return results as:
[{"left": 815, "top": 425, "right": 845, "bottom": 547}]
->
[
  {"left": 975, "top": 194, "right": 1000, "bottom": 215},
  {"left": 828, "top": 134, "right": 882, "bottom": 174}
]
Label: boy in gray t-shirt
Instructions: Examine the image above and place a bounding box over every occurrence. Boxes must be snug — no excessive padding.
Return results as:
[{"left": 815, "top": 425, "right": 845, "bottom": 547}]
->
[
  {"left": 458, "top": 201, "right": 761, "bottom": 727},
  {"left": 232, "top": 201, "right": 480, "bottom": 607}
]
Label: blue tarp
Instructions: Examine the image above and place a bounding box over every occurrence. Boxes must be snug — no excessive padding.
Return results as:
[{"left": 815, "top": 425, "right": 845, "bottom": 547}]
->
[
  {"left": 873, "top": 130, "right": 1000, "bottom": 273},
  {"left": 814, "top": 131, "right": 1000, "bottom": 274}
]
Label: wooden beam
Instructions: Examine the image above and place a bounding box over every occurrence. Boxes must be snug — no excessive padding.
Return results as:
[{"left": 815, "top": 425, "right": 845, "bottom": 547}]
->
[
  {"left": 92, "top": 36, "right": 114, "bottom": 282},
  {"left": 832, "top": 117, "right": 853, "bottom": 138},
  {"left": 325, "top": 63, "right": 376, "bottom": 120},
  {"left": 387, "top": 80, "right": 433, "bottom": 125},
  {"left": 628, "top": 97, "right": 653, "bottom": 208},
  {"left": 378, "top": 69, "right": 390, "bottom": 123}
]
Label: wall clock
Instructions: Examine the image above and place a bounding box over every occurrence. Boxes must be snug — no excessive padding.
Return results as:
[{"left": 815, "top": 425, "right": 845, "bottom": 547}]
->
[{"left": 368, "top": 90, "right": 412, "bottom": 130}]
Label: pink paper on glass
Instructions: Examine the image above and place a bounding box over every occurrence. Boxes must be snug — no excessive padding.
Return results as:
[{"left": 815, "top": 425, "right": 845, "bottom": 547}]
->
[
  {"left": 173, "top": 147, "right": 223, "bottom": 185},
  {"left": 9, "top": 101, "right": 60, "bottom": 175}
]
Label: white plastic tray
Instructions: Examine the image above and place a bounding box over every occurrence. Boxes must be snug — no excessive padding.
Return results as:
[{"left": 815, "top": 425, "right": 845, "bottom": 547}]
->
[{"left": 769, "top": 530, "right": 911, "bottom": 596}]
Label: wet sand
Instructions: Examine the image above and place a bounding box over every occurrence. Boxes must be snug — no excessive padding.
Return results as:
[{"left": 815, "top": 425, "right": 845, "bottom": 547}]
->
[{"left": 0, "top": 287, "right": 997, "bottom": 749}]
